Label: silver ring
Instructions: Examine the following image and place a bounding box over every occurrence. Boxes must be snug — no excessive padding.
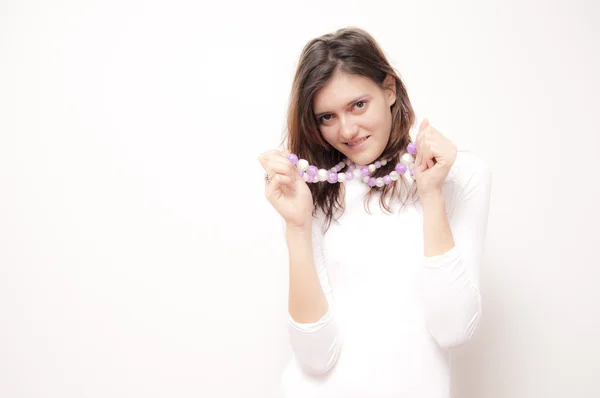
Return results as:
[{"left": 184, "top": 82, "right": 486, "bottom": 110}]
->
[{"left": 264, "top": 172, "right": 271, "bottom": 184}]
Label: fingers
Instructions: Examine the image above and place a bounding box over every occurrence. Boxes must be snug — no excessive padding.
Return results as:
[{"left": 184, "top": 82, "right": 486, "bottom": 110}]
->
[
  {"left": 269, "top": 156, "right": 297, "bottom": 177},
  {"left": 258, "top": 149, "right": 292, "bottom": 170},
  {"left": 415, "top": 118, "right": 429, "bottom": 148},
  {"left": 426, "top": 156, "right": 435, "bottom": 169},
  {"left": 416, "top": 139, "right": 429, "bottom": 172},
  {"left": 258, "top": 149, "right": 298, "bottom": 191},
  {"left": 266, "top": 173, "right": 295, "bottom": 196},
  {"left": 418, "top": 118, "right": 430, "bottom": 134},
  {"left": 271, "top": 168, "right": 298, "bottom": 191},
  {"left": 258, "top": 151, "right": 289, "bottom": 176},
  {"left": 257, "top": 149, "right": 281, "bottom": 169},
  {"left": 417, "top": 141, "right": 434, "bottom": 172},
  {"left": 415, "top": 118, "right": 435, "bottom": 172}
]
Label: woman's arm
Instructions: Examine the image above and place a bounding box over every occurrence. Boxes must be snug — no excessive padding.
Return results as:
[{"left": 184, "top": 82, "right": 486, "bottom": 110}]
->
[
  {"left": 286, "top": 224, "right": 329, "bottom": 323},
  {"left": 283, "top": 219, "right": 343, "bottom": 376},
  {"left": 419, "top": 152, "right": 492, "bottom": 348},
  {"left": 421, "top": 191, "right": 455, "bottom": 257}
]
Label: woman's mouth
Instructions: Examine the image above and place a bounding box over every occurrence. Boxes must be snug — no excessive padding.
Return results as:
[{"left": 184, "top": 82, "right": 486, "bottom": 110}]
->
[{"left": 346, "top": 136, "right": 370, "bottom": 149}]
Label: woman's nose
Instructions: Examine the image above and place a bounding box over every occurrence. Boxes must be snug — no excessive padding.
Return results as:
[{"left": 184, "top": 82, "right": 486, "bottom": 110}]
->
[{"left": 340, "top": 118, "right": 359, "bottom": 140}]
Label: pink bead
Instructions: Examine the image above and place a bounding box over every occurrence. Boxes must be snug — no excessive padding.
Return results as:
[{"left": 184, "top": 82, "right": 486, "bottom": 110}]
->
[
  {"left": 395, "top": 163, "right": 407, "bottom": 174},
  {"left": 327, "top": 172, "right": 338, "bottom": 183}
]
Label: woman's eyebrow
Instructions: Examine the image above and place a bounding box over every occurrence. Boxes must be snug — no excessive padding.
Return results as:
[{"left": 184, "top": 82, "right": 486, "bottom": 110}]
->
[{"left": 314, "top": 95, "right": 370, "bottom": 118}]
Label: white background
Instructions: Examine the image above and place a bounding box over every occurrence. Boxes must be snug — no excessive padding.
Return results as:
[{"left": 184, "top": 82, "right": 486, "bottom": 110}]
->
[{"left": 1, "top": 0, "right": 599, "bottom": 397}]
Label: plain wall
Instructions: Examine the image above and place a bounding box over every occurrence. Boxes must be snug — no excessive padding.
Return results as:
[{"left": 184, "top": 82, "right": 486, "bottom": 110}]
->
[{"left": 1, "top": 0, "right": 599, "bottom": 397}]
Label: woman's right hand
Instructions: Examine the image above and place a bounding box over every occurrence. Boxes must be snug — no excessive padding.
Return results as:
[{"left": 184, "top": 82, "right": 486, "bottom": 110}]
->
[{"left": 258, "top": 149, "right": 314, "bottom": 229}]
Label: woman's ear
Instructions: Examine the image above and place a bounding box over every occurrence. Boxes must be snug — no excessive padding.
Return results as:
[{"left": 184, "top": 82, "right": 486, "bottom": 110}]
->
[{"left": 384, "top": 74, "right": 397, "bottom": 106}]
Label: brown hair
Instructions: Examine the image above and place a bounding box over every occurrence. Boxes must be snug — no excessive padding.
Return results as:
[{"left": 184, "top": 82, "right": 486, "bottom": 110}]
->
[{"left": 280, "top": 27, "right": 417, "bottom": 233}]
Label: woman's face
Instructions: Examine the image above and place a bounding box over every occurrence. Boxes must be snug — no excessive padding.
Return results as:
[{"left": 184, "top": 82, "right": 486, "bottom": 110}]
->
[{"left": 313, "top": 71, "right": 396, "bottom": 167}]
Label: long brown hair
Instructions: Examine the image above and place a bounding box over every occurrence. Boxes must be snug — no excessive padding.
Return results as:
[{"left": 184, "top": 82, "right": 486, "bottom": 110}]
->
[{"left": 280, "top": 27, "right": 417, "bottom": 233}]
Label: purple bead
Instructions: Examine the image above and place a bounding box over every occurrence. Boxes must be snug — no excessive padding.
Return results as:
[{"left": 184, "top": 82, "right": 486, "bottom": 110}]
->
[
  {"left": 368, "top": 177, "right": 376, "bottom": 187},
  {"left": 348, "top": 165, "right": 356, "bottom": 171},
  {"left": 375, "top": 161, "right": 381, "bottom": 168},
  {"left": 297, "top": 169, "right": 303, "bottom": 177},
  {"left": 361, "top": 166, "right": 370, "bottom": 176},
  {"left": 383, "top": 175, "right": 392, "bottom": 185},
  {"left": 407, "top": 142, "right": 417, "bottom": 155},
  {"left": 307, "top": 165, "right": 318, "bottom": 177},
  {"left": 327, "top": 172, "right": 338, "bottom": 184},
  {"left": 395, "top": 163, "right": 407, "bottom": 174},
  {"left": 345, "top": 171, "right": 354, "bottom": 180},
  {"left": 287, "top": 154, "right": 299, "bottom": 165}
]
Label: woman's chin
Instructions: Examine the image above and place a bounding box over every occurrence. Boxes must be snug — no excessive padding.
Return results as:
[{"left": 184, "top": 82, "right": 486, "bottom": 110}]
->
[{"left": 348, "top": 150, "right": 380, "bottom": 167}]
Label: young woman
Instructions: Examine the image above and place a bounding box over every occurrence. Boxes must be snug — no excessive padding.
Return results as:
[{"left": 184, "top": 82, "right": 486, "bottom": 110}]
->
[{"left": 258, "top": 27, "right": 492, "bottom": 398}]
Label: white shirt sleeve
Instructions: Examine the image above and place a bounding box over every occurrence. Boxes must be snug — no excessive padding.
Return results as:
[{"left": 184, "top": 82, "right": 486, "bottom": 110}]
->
[
  {"left": 281, "top": 217, "right": 343, "bottom": 376},
  {"left": 419, "top": 151, "right": 493, "bottom": 349}
]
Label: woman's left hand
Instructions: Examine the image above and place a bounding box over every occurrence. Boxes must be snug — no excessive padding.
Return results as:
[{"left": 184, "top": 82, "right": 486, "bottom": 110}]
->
[{"left": 413, "top": 119, "right": 457, "bottom": 197}]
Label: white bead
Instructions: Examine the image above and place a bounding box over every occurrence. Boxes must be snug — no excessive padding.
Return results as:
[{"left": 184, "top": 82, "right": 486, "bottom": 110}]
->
[
  {"left": 362, "top": 176, "right": 370, "bottom": 183},
  {"left": 318, "top": 169, "right": 328, "bottom": 181},
  {"left": 337, "top": 173, "right": 346, "bottom": 183},
  {"left": 368, "top": 164, "right": 376, "bottom": 173},
  {"left": 338, "top": 162, "right": 346, "bottom": 169},
  {"left": 390, "top": 171, "right": 400, "bottom": 181},
  {"left": 297, "top": 159, "right": 309, "bottom": 171},
  {"left": 353, "top": 168, "right": 362, "bottom": 179},
  {"left": 375, "top": 177, "right": 384, "bottom": 187},
  {"left": 401, "top": 153, "right": 414, "bottom": 165},
  {"left": 302, "top": 172, "right": 309, "bottom": 182},
  {"left": 381, "top": 159, "right": 387, "bottom": 166}
]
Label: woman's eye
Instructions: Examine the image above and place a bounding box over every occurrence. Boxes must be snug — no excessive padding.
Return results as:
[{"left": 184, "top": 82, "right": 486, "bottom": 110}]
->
[
  {"left": 320, "top": 114, "right": 333, "bottom": 123},
  {"left": 318, "top": 102, "right": 366, "bottom": 124}
]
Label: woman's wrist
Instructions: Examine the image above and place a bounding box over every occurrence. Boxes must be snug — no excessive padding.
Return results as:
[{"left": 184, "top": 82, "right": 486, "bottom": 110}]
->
[
  {"left": 285, "top": 221, "right": 312, "bottom": 234},
  {"left": 419, "top": 189, "right": 444, "bottom": 207}
]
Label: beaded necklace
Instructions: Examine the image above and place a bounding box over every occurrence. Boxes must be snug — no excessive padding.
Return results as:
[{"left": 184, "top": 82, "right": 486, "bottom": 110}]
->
[{"left": 286, "top": 142, "right": 417, "bottom": 187}]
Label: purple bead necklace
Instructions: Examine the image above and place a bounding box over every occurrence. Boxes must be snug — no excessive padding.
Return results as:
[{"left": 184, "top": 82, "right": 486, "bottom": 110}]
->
[{"left": 287, "top": 142, "right": 418, "bottom": 188}]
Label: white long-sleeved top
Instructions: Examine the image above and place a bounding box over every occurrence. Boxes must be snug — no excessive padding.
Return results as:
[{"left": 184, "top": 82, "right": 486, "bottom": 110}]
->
[{"left": 279, "top": 150, "right": 492, "bottom": 398}]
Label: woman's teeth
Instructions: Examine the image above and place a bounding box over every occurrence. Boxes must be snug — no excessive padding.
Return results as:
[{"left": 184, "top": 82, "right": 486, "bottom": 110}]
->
[{"left": 347, "top": 137, "right": 368, "bottom": 146}]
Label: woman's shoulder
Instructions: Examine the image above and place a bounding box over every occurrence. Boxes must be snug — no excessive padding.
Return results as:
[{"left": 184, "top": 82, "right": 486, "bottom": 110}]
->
[
  {"left": 447, "top": 150, "right": 492, "bottom": 188},
  {"left": 435, "top": 150, "right": 493, "bottom": 220}
]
